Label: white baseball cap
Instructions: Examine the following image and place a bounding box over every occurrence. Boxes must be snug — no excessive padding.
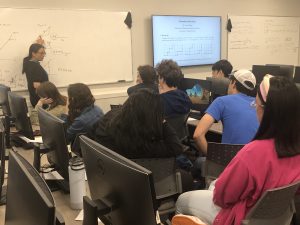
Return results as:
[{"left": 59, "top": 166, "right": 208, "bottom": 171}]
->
[{"left": 232, "top": 69, "right": 256, "bottom": 90}]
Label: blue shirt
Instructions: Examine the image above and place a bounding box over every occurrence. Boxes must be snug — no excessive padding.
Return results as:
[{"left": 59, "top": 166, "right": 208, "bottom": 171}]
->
[
  {"left": 206, "top": 93, "right": 259, "bottom": 144},
  {"left": 66, "top": 105, "right": 104, "bottom": 143}
]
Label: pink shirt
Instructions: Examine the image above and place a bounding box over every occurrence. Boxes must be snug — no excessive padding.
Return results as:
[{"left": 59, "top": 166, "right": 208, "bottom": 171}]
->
[{"left": 213, "top": 139, "right": 300, "bottom": 225}]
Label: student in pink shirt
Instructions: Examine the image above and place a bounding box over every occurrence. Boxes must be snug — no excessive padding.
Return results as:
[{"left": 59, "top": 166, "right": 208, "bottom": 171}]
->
[{"left": 175, "top": 75, "right": 300, "bottom": 225}]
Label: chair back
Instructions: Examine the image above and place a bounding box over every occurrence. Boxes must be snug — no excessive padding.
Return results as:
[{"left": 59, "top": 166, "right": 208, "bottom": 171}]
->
[
  {"left": 242, "top": 181, "right": 300, "bottom": 225},
  {"left": 132, "top": 157, "right": 182, "bottom": 200},
  {"left": 204, "top": 142, "right": 244, "bottom": 179},
  {"left": 110, "top": 104, "right": 122, "bottom": 110},
  {"left": 166, "top": 113, "right": 190, "bottom": 141}
]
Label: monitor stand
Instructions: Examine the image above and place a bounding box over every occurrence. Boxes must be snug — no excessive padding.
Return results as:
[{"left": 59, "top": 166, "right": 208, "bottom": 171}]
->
[
  {"left": 46, "top": 179, "right": 70, "bottom": 193},
  {"left": 0, "top": 185, "right": 6, "bottom": 205},
  {"left": 82, "top": 196, "right": 117, "bottom": 225}
]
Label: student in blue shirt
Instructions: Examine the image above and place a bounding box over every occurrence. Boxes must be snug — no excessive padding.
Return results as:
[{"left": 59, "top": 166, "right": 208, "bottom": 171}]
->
[{"left": 193, "top": 69, "right": 259, "bottom": 155}]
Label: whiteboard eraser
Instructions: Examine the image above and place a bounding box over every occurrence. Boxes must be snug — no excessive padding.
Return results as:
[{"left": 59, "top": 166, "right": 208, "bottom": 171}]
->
[{"left": 118, "top": 80, "right": 126, "bottom": 82}]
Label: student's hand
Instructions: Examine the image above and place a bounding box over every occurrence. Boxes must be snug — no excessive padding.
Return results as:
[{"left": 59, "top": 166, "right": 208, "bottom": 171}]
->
[
  {"left": 39, "top": 97, "right": 53, "bottom": 105},
  {"left": 36, "top": 35, "right": 45, "bottom": 45}
]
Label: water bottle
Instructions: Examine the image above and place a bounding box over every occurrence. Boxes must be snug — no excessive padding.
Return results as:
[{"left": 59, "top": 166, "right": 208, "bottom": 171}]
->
[{"left": 68, "top": 156, "right": 86, "bottom": 209}]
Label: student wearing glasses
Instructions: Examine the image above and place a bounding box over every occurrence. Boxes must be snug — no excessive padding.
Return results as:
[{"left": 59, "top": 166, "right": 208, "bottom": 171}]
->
[{"left": 22, "top": 40, "right": 48, "bottom": 107}]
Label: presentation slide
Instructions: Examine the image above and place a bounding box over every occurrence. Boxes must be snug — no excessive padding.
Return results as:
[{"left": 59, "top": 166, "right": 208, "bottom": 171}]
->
[{"left": 152, "top": 16, "right": 221, "bottom": 67}]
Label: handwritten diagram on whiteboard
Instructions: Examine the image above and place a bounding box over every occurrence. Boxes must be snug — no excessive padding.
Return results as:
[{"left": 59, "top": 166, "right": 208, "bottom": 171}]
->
[
  {"left": 0, "top": 8, "right": 133, "bottom": 90},
  {"left": 228, "top": 15, "right": 300, "bottom": 70}
]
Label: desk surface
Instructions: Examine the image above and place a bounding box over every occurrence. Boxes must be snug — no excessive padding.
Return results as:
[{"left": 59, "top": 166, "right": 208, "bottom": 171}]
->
[{"left": 187, "top": 118, "right": 223, "bottom": 135}]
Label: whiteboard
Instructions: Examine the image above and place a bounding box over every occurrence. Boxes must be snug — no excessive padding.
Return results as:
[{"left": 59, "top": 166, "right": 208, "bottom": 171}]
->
[
  {"left": 0, "top": 8, "right": 133, "bottom": 90},
  {"left": 228, "top": 15, "right": 300, "bottom": 70}
]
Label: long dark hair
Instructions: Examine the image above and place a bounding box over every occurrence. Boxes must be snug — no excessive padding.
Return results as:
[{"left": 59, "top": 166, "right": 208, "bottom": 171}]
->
[
  {"left": 253, "top": 76, "right": 300, "bottom": 157},
  {"left": 36, "top": 81, "right": 67, "bottom": 110},
  {"left": 106, "top": 89, "right": 164, "bottom": 154},
  {"left": 22, "top": 43, "right": 44, "bottom": 74},
  {"left": 67, "top": 83, "right": 95, "bottom": 123}
]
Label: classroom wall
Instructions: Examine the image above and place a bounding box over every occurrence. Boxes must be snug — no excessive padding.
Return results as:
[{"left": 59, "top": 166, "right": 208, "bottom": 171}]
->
[{"left": 2, "top": 0, "right": 300, "bottom": 112}]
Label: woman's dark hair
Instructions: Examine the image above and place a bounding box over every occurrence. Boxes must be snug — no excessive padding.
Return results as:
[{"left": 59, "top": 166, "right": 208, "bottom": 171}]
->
[
  {"left": 22, "top": 43, "right": 45, "bottom": 74},
  {"left": 229, "top": 76, "right": 256, "bottom": 96},
  {"left": 67, "top": 83, "right": 95, "bottom": 123},
  {"left": 253, "top": 76, "right": 300, "bottom": 157},
  {"left": 212, "top": 60, "right": 233, "bottom": 78},
  {"left": 36, "top": 81, "right": 67, "bottom": 110},
  {"left": 105, "top": 89, "right": 164, "bottom": 156},
  {"left": 138, "top": 65, "right": 157, "bottom": 84},
  {"left": 156, "top": 59, "right": 183, "bottom": 88}
]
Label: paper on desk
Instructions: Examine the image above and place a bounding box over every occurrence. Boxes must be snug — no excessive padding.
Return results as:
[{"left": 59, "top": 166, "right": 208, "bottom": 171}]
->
[
  {"left": 75, "top": 209, "right": 102, "bottom": 223},
  {"left": 42, "top": 171, "right": 64, "bottom": 180},
  {"left": 19, "top": 135, "right": 43, "bottom": 143}
]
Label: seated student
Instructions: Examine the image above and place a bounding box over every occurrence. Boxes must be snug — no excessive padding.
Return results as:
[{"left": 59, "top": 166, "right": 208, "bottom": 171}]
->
[
  {"left": 194, "top": 70, "right": 259, "bottom": 155},
  {"left": 93, "top": 89, "right": 183, "bottom": 159},
  {"left": 156, "top": 59, "right": 191, "bottom": 117},
  {"left": 30, "top": 81, "right": 67, "bottom": 125},
  {"left": 127, "top": 65, "right": 158, "bottom": 95},
  {"left": 208, "top": 59, "right": 233, "bottom": 100},
  {"left": 63, "top": 83, "right": 104, "bottom": 144},
  {"left": 175, "top": 75, "right": 300, "bottom": 225},
  {"left": 211, "top": 59, "right": 233, "bottom": 78}
]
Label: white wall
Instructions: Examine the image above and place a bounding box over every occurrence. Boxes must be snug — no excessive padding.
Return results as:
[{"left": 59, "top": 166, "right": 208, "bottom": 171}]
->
[{"left": 2, "top": 0, "right": 300, "bottom": 112}]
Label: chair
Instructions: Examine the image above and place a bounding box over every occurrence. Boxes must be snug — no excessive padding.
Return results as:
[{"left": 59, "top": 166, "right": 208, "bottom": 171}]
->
[
  {"left": 131, "top": 157, "right": 182, "bottom": 216},
  {"left": 204, "top": 142, "right": 244, "bottom": 180},
  {"left": 242, "top": 181, "right": 300, "bottom": 225},
  {"left": 166, "top": 113, "right": 190, "bottom": 142},
  {"left": 110, "top": 104, "right": 122, "bottom": 110},
  {"left": 294, "top": 66, "right": 300, "bottom": 84}
]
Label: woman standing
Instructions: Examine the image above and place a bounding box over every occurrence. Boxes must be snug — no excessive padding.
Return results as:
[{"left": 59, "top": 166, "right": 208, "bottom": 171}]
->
[{"left": 22, "top": 43, "right": 48, "bottom": 107}]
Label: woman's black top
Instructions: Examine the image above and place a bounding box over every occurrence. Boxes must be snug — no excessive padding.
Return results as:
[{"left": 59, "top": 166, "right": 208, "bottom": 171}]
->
[
  {"left": 23, "top": 60, "right": 48, "bottom": 107},
  {"left": 93, "top": 110, "right": 183, "bottom": 159}
]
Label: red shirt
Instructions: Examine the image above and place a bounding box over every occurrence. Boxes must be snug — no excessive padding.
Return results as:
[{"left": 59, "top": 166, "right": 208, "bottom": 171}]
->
[{"left": 213, "top": 139, "right": 300, "bottom": 225}]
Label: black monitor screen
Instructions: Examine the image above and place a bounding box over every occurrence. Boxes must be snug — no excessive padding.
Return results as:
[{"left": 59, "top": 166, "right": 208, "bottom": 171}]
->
[
  {"left": 294, "top": 66, "right": 300, "bottom": 83},
  {"left": 38, "top": 108, "right": 69, "bottom": 181},
  {"left": 0, "top": 120, "right": 5, "bottom": 198},
  {"left": 252, "top": 65, "right": 280, "bottom": 84},
  {"left": 179, "top": 78, "right": 212, "bottom": 111},
  {"left": 266, "top": 64, "right": 294, "bottom": 80},
  {"left": 80, "top": 135, "right": 157, "bottom": 225},
  {"left": 8, "top": 92, "right": 34, "bottom": 139},
  {"left": 0, "top": 84, "right": 11, "bottom": 116},
  {"left": 5, "top": 150, "right": 55, "bottom": 225}
]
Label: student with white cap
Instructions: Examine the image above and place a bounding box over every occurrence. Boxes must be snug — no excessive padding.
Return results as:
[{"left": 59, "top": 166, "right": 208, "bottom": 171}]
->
[{"left": 193, "top": 69, "right": 259, "bottom": 155}]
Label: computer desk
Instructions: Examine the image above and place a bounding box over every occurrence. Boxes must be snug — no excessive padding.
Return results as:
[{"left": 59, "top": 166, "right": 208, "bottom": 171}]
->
[{"left": 187, "top": 118, "right": 223, "bottom": 135}]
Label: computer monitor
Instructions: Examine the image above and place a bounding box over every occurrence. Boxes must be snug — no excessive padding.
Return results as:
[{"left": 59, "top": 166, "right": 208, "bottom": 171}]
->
[
  {"left": 5, "top": 150, "right": 56, "bottom": 225},
  {"left": 266, "top": 64, "right": 294, "bottom": 80},
  {"left": 294, "top": 66, "right": 300, "bottom": 83},
  {"left": 206, "top": 77, "right": 230, "bottom": 100},
  {"left": 252, "top": 65, "right": 280, "bottom": 84},
  {"left": 0, "top": 119, "right": 5, "bottom": 205},
  {"left": 38, "top": 108, "right": 70, "bottom": 182},
  {"left": 179, "top": 78, "right": 212, "bottom": 112},
  {"left": 8, "top": 92, "right": 34, "bottom": 139},
  {"left": 80, "top": 135, "right": 158, "bottom": 225},
  {"left": 0, "top": 84, "right": 11, "bottom": 116}
]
